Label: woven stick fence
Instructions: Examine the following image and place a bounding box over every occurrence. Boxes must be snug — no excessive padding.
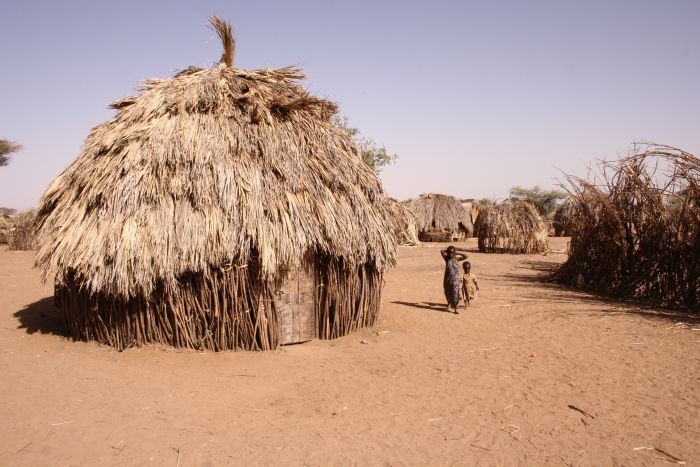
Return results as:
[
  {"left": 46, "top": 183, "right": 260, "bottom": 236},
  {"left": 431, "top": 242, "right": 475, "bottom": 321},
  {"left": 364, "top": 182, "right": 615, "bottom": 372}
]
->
[
  {"left": 316, "top": 259, "right": 383, "bottom": 340},
  {"left": 475, "top": 199, "right": 548, "bottom": 254},
  {"left": 552, "top": 145, "right": 699, "bottom": 308},
  {"left": 57, "top": 256, "right": 383, "bottom": 351}
]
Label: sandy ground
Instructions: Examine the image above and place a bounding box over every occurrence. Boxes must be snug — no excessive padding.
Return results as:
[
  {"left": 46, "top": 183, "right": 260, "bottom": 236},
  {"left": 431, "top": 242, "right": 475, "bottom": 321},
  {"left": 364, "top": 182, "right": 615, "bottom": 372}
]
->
[{"left": 0, "top": 237, "right": 698, "bottom": 466}]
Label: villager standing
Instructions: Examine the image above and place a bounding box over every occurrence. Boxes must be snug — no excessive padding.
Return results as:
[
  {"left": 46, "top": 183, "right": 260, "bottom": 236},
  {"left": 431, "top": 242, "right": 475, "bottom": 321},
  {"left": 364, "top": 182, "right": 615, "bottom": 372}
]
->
[
  {"left": 440, "top": 245, "right": 469, "bottom": 313},
  {"left": 461, "top": 261, "right": 480, "bottom": 307}
]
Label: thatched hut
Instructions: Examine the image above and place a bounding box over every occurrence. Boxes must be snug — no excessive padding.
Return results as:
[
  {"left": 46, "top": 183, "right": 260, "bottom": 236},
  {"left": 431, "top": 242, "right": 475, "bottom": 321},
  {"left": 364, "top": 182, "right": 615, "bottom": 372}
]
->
[
  {"left": 410, "top": 193, "right": 473, "bottom": 242},
  {"left": 385, "top": 198, "right": 419, "bottom": 246},
  {"left": 553, "top": 198, "right": 573, "bottom": 236},
  {"left": 7, "top": 210, "right": 37, "bottom": 251},
  {"left": 34, "top": 17, "right": 397, "bottom": 351},
  {"left": 0, "top": 215, "right": 11, "bottom": 244},
  {"left": 475, "top": 199, "right": 548, "bottom": 253}
]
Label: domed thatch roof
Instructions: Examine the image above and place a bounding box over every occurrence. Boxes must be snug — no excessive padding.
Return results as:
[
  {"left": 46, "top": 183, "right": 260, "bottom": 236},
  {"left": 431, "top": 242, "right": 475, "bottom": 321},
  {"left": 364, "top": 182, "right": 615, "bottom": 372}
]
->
[
  {"left": 35, "top": 17, "right": 396, "bottom": 299},
  {"left": 475, "top": 199, "right": 548, "bottom": 254},
  {"left": 409, "top": 193, "right": 473, "bottom": 241}
]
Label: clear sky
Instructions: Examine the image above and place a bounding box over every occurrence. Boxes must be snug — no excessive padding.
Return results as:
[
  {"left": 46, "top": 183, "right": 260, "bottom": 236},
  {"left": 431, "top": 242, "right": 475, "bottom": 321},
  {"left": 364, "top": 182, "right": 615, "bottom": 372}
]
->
[{"left": 1, "top": 0, "right": 698, "bottom": 210}]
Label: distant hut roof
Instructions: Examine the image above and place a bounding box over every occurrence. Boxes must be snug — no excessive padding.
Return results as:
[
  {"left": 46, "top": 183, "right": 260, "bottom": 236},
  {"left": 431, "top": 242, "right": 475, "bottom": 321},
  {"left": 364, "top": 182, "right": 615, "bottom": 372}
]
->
[
  {"left": 35, "top": 17, "right": 396, "bottom": 298},
  {"left": 409, "top": 193, "right": 473, "bottom": 236}
]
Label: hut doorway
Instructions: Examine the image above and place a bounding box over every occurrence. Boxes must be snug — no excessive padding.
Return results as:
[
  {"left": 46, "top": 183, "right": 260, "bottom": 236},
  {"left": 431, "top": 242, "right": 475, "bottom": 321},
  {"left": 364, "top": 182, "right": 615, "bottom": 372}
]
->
[{"left": 274, "top": 266, "right": 316, "bottom": 345}]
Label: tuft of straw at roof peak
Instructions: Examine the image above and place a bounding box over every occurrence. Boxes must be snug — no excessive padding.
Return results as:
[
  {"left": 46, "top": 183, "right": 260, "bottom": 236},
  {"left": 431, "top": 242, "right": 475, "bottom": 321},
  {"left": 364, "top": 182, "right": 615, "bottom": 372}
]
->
[{"left": 209, "top": 15, "right": 235, "bottom": 67}]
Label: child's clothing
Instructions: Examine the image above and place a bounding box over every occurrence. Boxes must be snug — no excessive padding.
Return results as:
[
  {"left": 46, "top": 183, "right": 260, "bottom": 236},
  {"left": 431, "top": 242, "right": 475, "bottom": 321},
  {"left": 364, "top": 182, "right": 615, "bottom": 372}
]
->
[{"left": 462, "top": 272, "right": 478, "bottom": 302}]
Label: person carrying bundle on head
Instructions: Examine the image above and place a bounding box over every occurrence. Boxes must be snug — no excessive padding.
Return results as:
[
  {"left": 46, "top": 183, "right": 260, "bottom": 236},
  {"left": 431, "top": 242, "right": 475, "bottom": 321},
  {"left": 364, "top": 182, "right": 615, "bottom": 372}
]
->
[{"left": 440, "top": 245, "right": 469, "bottom": 313}]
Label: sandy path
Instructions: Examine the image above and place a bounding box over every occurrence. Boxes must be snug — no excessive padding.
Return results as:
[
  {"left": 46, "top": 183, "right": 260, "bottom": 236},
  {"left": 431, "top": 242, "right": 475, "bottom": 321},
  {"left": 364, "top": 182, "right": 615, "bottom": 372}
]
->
[{"left": 0, "top": 238, "right": 698, "bottom": 466}]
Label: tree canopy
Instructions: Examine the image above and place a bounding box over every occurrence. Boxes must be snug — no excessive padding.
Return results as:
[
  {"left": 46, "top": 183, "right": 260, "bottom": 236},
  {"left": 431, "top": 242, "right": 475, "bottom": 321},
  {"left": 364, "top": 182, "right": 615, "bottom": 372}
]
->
[
  {"left": 508, "top": 185, "right": 567, "bottom": 218},
  {"left": 333, "top": 116, "right": 397, "bottom": 174},
  {"left": 0, "top": 140, "right": 22, "bottom": 167}
]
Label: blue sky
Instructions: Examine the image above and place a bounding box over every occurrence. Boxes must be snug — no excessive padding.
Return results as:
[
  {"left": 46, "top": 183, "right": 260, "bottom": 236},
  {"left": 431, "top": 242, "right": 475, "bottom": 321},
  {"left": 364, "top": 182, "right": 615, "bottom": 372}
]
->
[{"left": 1, "top": 0, "right": 698, "bottom": 209}]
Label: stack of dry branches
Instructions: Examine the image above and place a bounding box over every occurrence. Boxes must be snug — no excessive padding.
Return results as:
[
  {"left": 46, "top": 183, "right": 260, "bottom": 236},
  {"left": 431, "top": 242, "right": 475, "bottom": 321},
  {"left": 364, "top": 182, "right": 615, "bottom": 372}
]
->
[
  {"left": 475, "top": 199, "right": 548, "bottom": 254},
  {"left": 553, "top": 145, "right": 699, "bottom": 308}
]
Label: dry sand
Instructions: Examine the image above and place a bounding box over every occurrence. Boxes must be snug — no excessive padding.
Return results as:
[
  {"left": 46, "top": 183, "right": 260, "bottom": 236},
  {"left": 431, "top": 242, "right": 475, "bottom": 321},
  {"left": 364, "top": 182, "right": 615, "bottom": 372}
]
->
[{"left": 1, "top": 237, "right": 698, "bottom": 466}]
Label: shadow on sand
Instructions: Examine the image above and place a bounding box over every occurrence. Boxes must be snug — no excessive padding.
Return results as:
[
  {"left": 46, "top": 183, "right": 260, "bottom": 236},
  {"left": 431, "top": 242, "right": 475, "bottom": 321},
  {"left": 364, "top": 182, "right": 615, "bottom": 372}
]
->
[
  {"left": 391, "top": 301, "right": 452, "bottom": 313},
  {"left": 506, "top": 259, "right": 700, "bottom": 325},
  {"left": 13, "top": 296, "right": 68, "bottom": 337}
]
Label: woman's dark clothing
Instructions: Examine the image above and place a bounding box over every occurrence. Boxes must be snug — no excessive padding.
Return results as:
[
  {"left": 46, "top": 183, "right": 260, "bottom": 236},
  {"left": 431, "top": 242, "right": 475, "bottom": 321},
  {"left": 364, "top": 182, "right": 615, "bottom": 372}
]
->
[{"left": 443, "top": 257, "right": 462, "bottom": 307}]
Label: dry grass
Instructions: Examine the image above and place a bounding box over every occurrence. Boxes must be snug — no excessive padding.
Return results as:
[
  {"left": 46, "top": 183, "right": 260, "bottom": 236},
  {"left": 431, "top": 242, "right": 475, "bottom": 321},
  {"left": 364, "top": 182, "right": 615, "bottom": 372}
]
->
[
  {"left": 475, "top": 199, "right": 548, "bottom": 254},
  {"left": 553, "top": 145, "right": 699, "bottom": 308},
  {"left": 34, "top": 16, "right": 397, "bottom": 350},
  {"left": 409, "top": 193, "right": 473, "bottom": 241}
]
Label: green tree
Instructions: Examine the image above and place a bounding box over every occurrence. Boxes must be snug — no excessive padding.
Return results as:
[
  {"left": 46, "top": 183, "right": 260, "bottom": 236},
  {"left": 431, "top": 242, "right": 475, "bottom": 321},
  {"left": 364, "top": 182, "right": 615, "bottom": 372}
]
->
[
  {"left": 333, "top": 116, "right": 397, "bottom": 174},
  {"left": 477, "top": 198, "right": 497, "bottom": 208},
  {"left": 509, "top": 185, "right": 567, "bottom": 218},
  {"left": 0, "top": 140, "right": 22, "bottom": 167}
]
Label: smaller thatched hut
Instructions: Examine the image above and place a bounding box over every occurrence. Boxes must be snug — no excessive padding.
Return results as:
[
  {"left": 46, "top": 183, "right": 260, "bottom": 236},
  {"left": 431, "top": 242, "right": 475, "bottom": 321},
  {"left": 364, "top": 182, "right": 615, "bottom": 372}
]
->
[
  {"left": 553, "top": 199, "right": 573, "bottom": 236},
  {"left": 7, "top": 210, "right": 37, "bottom": 251},
  {"left": 475, "top": 199, "right": 548, "bottom": 254},
  {"left": 0, "top": 215, "right": 11, "bottom": 244},
  {"left": 385, "top": 198, "right": 419, "bottom": 246},
  {"left": 410, "top": 193, "right": 473, "bottom": 242}
]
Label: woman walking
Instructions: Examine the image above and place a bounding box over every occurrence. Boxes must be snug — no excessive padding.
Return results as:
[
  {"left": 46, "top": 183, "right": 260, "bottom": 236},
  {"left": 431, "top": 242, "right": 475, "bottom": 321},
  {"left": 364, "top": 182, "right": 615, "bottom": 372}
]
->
[{"left": 440, "top": 245, "right": 469, "bottom": 313}]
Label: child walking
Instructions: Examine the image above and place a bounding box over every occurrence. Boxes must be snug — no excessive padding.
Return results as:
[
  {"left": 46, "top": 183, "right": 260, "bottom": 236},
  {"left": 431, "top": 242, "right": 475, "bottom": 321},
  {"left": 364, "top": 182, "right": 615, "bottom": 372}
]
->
[{"left": 461, "top": 261, "right": 480, "bottom": 308}]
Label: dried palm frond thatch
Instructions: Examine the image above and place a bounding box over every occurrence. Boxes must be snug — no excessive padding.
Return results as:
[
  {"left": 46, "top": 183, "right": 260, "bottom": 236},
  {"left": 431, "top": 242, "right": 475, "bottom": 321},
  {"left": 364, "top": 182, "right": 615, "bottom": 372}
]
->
[
  {"left": 7, "top": 210, "right": 37, "bottom": 251},
  {"left": 552, "top": 145, "right": 699, "bottom": 308},
  {"left": 460, "top": 199, "right": 481, "bottom": 226},
  {"left": 475, "top": 199, "right": 548, "bottom": 254},
  {"left": 385, "top": 198, "right": 419, "bottom": 246},
  {"left": 409, "top": 193, "right": 473, "bottom": 241},
  {"left": 35, "top": 16, "right": 397, "bottom": 351}
]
